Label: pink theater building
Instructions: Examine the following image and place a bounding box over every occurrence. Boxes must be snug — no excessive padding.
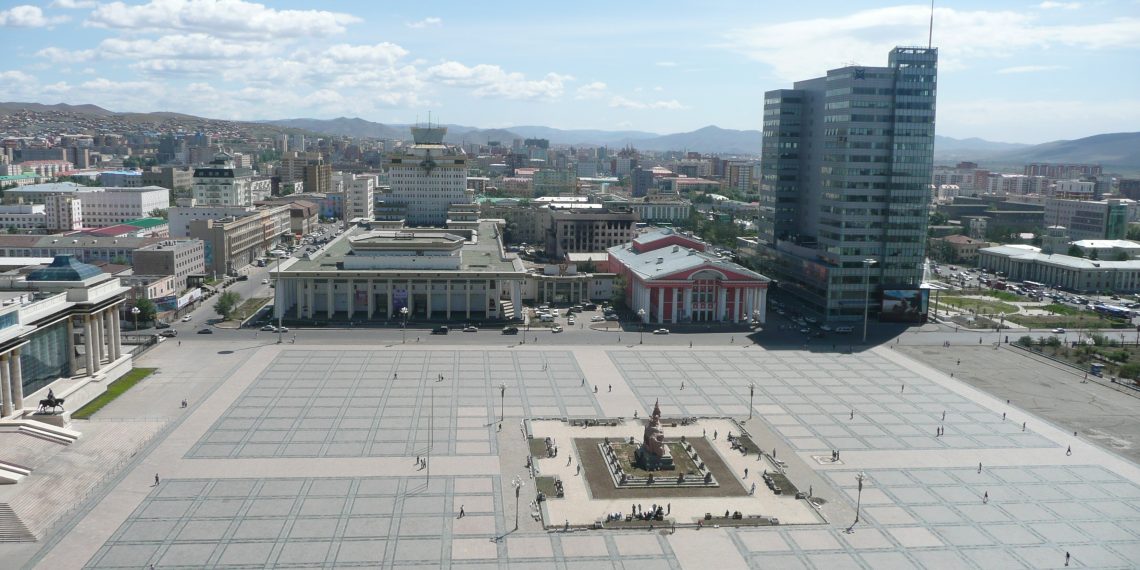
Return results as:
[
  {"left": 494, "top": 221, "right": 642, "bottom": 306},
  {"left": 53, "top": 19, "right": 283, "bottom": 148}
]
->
[{"left": 607, "top": 229, "right": 770, "bottom": 325}]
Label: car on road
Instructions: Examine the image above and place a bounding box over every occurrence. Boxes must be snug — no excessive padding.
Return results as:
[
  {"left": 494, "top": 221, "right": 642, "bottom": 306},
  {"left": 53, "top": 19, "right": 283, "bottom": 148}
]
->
[
  {"left": 551, "top": 325, "right": 563, "bottom": 333},
  {"left": 567, "top": 318, "right": 576, "bottom": 325},
  {"left": 652, "top": 328, "right": 670, "bottom": 335},
  {"left": 262, "top": 279, "right": 270, "bottom": 284},
  {"left": 799, "top": 327, "right": 811, "bottom": 334},
  {"left": 277, "top": 326, "right": 289, "bottom": 333},
  {"left": 463, "top": 326, "right": 478, "bottom": 332},
  {"left": 590, "top": 315, "right": 604, "bottom": 322},
  {"left": 431, "top": 326, "right": 449, "bottom": 335},
  {"left": 197, "top": 328, "right": 213, "bottom": 334},
  {"left": 261, "top": 324, "right": 277, "bottom": 332},
  {"left": 835, "top": 326, "right": 853, "bottom": 334},
  {"left": 155, "top": 321, "right": 170, "bottom": 329},
  {"left": 181, "top": 315, "right": 193, "bottom": 322},
  {"left": 237, "top": 275, "right": 249, "bottom": 281},
  {"left": 1052, "top": 328, "right": 1067, "bottom": 334},
  {"left": 604, "top": 314, "right": 620, "bottom": 321},
  {"left": 502, "top": 326, "right": 519, "bottom": 335},
  {"left": 159, "top": 329, "right": 178, "bottom": 338}
]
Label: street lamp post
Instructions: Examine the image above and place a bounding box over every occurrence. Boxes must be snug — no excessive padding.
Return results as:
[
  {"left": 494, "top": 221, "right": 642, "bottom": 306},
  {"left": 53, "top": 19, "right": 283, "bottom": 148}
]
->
[
  {"left": 996, "top": 312, "right": 1005, "bottom": 346},
  {"left": 275, "top": 253, "right": 283, "bottom": 344},
  {"left": 638, "top": 308, "right": 646, "bottom": 344},
  {"left": 499, "top": 383, "right": 506, "bottom": 422},
  {"left": 400, "top": 306, "right": 409, "bottom": 344},
  {"left": 862, "top": 259, "right": 877, "bottom": 344},
  {"left": 748, "top": 383, "right": 755, "bottom": 420},
  {"left": 845, "top": 471, "right": 867, "bottom": 533},
  {"left": 512, "top": 475, "right": 525, "bottom": 531},
  {"left": 131, "top": 306, "right": 140, "bottom": 331}
]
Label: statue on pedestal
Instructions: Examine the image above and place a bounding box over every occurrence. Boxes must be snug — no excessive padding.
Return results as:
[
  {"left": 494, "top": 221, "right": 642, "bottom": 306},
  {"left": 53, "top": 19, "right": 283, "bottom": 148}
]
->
[{"left": 635, "top": 400, "right": 675, "bottom": 471}]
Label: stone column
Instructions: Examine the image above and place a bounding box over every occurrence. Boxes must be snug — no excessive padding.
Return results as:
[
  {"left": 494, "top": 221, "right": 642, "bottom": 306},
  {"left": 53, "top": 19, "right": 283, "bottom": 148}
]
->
[
  {"left": 446, "top": 280, "right": 452, "bottom": 320},
  {"left": 465, "top": 280, "right": 472, "bottom": 319},
  {"left": 716, "top": 288, "right": 727, "bottom": 321},
  {"left": 10, "top": 347, "right": 23, "bottom": 411},
  {"left": 108, "top": 311, "right": 120, "bottom": 361},
  {"left": 66, "top": 318, "right": 77, "bottom": 375},
  {"left": 296, "top": 280, "right": 305, "bottom": 318},
  {"left": 326, "top": 279, "right": 334, "bottom": 319},
  {"left": 745, "top": 287, "right": 754, "bottom": 323},
  {"left": 406, "top": 279, "right": 414, "bottom": 315},
  {"left": 426, "top": 279, "right": 433, "bottom": 320},
  {"left": 104, "top": 310, "right": 116, "bottom": 360},
  {"left": 684, "top": 288, "right": 693, "bottom": 321},
  {"left": 346, "top": 279, "right": 355, "bottom": 319},
  {"left": 367, "top": 280, "right": 375, "bottom": 319},
  {"left": 0, "top": 354, "right": 11, "bottom": 417},
  {"left": 92, "top": 311, "right": 103, "bottom": 371},
  {"left": 734, "top": 288, "right": 742, "bottom": 323}
]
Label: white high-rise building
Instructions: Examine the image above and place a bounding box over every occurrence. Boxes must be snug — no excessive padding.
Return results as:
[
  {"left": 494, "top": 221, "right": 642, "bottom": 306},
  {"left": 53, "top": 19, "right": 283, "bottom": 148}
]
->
[
  {"left": 76, "top": 186, "right": 169, "bottom": 227},
  {"left": 347, "top": 174, "right": 376, "bottom": 221},
  {"left": 45, "top": 194, "right": 83, "bottom": 231},
  {"left": 193, "top": 153, "right": 259, "bottom": 207},
  {"left": 386, "top": 127, "right": 471, "bottom": 226}
]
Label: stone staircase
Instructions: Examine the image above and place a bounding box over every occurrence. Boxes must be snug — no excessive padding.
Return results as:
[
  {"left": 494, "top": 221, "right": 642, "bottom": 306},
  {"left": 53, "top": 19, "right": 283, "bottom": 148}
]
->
[
  {"left": 500, "top": 299, "right": 517, "bottom": 320},
  {"left": 0, "top": 420, "right": 164, "bottom": 541}
]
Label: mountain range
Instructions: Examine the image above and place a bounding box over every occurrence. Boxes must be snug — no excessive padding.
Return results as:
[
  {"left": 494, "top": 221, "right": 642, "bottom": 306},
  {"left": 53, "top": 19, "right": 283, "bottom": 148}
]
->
[{"left": 3, "top": 102, "right": 1138, "bottom": 171}]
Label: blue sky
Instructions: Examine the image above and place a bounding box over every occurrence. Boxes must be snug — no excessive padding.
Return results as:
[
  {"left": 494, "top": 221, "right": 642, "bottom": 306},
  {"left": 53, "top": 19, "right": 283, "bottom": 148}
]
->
[{"left": 1, "top": 0, "right": 1138, "bottom": 143}]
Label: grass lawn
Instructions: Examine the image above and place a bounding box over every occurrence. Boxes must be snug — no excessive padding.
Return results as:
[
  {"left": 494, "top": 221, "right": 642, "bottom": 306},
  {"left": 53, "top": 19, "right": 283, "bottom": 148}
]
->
[
  {"left": 72, "top": 368, "right": 156, "bottom": 420},
  {"left": 938, "top": 296, "right": 1019, "bottom": 315},
  {"left": 1007, "top": 314, "right": 1131, "bottom": 330},
  {"left": 1042, "top": 303, "right": 1082, "bottom": 316},
  {"left": 233, "top": 296, "right": 271, "bottom": 321},
  {"left": 983, "top": 290, "right": 1022, "bottom": 302},
  {"left": 610, "top": 441, "right": 701, "bottom": 477}
]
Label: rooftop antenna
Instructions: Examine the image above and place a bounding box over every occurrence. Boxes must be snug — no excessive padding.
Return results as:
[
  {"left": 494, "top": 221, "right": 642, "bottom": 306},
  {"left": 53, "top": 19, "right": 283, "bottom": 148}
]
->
[{"left": 928, "top": 0, "right": 935, "bottom": 49}]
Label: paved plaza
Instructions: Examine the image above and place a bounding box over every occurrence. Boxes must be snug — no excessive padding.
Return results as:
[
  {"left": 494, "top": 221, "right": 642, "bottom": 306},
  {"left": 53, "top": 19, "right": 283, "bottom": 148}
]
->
[{"left": 8, "top": 337, "right": 1140, "bottom": 569}]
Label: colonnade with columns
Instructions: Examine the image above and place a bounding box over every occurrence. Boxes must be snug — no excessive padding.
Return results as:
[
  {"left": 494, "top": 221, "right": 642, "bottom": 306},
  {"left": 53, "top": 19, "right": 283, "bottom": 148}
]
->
[
  {"left": 277, "top": 276, "right": 525, "bottom": 321},
  {"left": 631, "top": 282, "right": 768, "bottom": 325}
]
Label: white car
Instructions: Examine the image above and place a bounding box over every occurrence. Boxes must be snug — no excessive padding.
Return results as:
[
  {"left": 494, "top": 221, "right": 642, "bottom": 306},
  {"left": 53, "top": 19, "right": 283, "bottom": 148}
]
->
[
  {"left": 653, "top": 328, "right": 670, "bottom": 335},
  {"left": 1052, "top": 328, "right": 1066, "bottom": 334},
  {"left": 181, "top": 315, "right": 192, "bottom": 322},
  {"left": 262, "top": 278, "right": 270, "bottom": 284},
  {"left": 463, "top": 326, "right": 479, "bottom": 332},
  {"left": 591, "top": 315, "right": 604, "bottom": 322},
  {"left": 551, "top": 325, "right": 563, "bottom": 333},
  {"left": 261, "top": 324, "right": 277, "bottom": 332}
]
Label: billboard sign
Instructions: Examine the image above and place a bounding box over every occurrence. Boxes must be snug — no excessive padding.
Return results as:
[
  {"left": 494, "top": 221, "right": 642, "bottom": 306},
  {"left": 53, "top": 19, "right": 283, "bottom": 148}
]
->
[{"left": 880, "top": 288, "right": 929, "bottom": 323}]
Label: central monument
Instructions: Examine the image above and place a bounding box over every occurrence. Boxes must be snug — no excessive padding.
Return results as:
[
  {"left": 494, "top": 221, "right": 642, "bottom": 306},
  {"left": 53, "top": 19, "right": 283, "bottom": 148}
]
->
[{"left": 635, "top": 400, "right": 675, "bottom": 471}]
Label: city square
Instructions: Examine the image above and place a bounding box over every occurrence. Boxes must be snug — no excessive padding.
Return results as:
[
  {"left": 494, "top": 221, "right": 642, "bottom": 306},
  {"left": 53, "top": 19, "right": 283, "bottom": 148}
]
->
[{"left": 4, "top": 330, "right": 1140, "bottom": 569}]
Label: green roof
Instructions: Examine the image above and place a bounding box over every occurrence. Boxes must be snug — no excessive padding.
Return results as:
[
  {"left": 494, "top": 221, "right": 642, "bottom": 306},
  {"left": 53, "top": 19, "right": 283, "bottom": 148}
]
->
[
  {"left": 123, "top": 217, "right": 168, "bottom": 229},
  {"left": 0, "top": 174, "right": 40, "bottom": 181}
]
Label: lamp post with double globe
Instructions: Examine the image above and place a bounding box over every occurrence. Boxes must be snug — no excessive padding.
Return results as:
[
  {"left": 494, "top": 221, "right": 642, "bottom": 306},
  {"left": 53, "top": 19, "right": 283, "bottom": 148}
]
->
[
  {"left": 638, "top": 308, "right": 646, "bottom": 344},
  {"left": 845, "top": 471, "right": 867, "bottom": 533},
  {"left": 130, "top": 306, "right": 140, "bottom": 332},
  {"left": 400, "top": 306, "right": 409, "bottom": 344}
]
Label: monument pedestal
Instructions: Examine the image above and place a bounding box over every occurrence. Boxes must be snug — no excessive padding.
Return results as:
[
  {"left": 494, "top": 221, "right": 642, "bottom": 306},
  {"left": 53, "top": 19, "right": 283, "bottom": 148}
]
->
[
  {"left": 26, "top": 411, "right": 71, "bottom": 429},
  {"left": 635, "top": 445, "right": 675, "bottom": 471}
]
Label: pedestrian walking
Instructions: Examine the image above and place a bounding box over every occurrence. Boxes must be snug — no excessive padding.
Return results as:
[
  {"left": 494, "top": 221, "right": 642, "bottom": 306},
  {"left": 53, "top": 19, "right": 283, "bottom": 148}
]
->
[
  {"left": 681, "top": 381, "right": 685, "bottom": 390},
  {"left": 593, "top": 385, "right": 597, "bottom": 393},
  {"left": 608, "top": 384, "right": 612, "bottom": 392},
  {"left": 713, "top": 430, "right": 718, "bottom": 440},
  {"left": 581, "top": 378, "right": 585, "bottom": 386},
  {"left": 1066, "top": 445, "right": 1072, "bottom": 456},
  {"left": 850, "top": 410, "right": 854, "bottom": 420},
  {"left": 1065, "top": 551, "right": 1070, "bottom": 566},
  {"left": 942, "top": 411, "right": 946, "bottom": 421},
  {"left": 576, "top": 464, "right": 581, "bottom": 475},
  {"left": 901, "top": 384, "right": 905, "bottom": 393},
  {"left": 177, "top": 340, "right": 181, "bottom": 347},
  {"left": 1002, "top": 412, "right": 1006, "bottom": 420},
  {"left": 154, "top": 473, "right": 160, "bottom": 486},
  {"left": 459, "top": 505, "right": 465, "bottom": 518},
  {"left": 983, "top": 491, "right": 989, "bottom": 504},
  {"left": 497, "top": 423, "right": 502, "bottom": 432},
  {"left": 1022, "top": 422, "right": 1026, "bottom": 432},
  {"left": 956, "top": 359, "right": 960, "bottom": 365},
  {"left": 978, "top": 462, "right": 983, "bottom": 473},
  {"left": 744, "top": 468, "right": 749, "bottom": 478}
]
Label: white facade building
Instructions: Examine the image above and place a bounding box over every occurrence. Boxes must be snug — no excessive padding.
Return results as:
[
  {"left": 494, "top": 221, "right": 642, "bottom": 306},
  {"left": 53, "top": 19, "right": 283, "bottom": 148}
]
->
[
  {"left": 44, "top": 194, "right": 83, "bottom": 231},
  {"left": 386, "top": 127, "right": 471, "bottom": 226},
  {"left": 192, "top": 154, "right": 261, "bottom": 207},
  {"left": 76, "top": 187, "right": 170, "bottom": 228},
  {"left": 168, "top": 206, "right": 255, "bottom": 238},
  {"left": 346, "top": 174, "right": 376, "bottom": 221}
]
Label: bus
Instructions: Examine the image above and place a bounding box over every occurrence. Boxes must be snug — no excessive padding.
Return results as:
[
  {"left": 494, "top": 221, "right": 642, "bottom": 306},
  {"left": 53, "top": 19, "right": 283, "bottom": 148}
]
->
[
  {"left": 1093, "top": 304, "right": 1133, "bottom": 320},
  {"left": 1023, "top": 281, "right": 1044, "bottom": 291}
]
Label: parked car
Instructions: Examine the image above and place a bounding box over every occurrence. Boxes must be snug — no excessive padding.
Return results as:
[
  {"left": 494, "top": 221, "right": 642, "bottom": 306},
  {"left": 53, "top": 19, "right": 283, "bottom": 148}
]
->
[
  {"left": 159, "top": 329, "right": 178, "bottom": 338},
  {"left": 835, "top": 326, "right": 853, "bottom": 334},
  {"left": 502, "top": 326, "right": 519, "bottom": 335},
  {"left": 463, "top": 326, "right": 479, "bottom": 332},
  {"left": 262, "top": 278, "right": 270, "bottom": 284},
  {"left": 605, "top": 314, "right": 620, "bottom": 321},
  {"left": 197, "top": 328, "right": 213, "bottom": 334},
  {"left": 431, "top": 326, "right": 449, "bottom": 335},
  {"left": 181, "top": 315, "right": 193, "bottom": 322},
  {"left": 154, "top": 321, "right": 170, "bottom": 329},
  {"left": 590, "top": 315, "right": 605, "bottom": 322},
  {"left": 652, "top": 328, "right": 670, "bottom": 335}
]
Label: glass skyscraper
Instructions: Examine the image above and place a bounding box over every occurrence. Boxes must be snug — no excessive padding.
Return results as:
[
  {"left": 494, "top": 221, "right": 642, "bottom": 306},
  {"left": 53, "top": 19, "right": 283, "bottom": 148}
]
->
[{"left": 758, "top": 47, "right": 937, "bottom": 319}]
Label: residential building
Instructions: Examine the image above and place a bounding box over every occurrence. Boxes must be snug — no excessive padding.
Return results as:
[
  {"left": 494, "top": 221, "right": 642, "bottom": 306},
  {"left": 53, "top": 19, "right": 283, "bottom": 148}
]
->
[
  {"left": 533, "top": 168, "right": 577, "bottom": 197},
  {"left": 192, "top": 153, "right": 262, "bottom": 207},
  {"left": 0, "top": 204, "right": 46, "bottom": 231},
  {"left": 628, "top": 196, "right": 692, "bottom": 224},
  {"left": 545, "top": 206, "right": 639, "bottom": 259},
  {"left": 346, "top": 175, "right": 376, "bottom": 221},
  {"left": 188, "top": 204, "right": 291, "bottom": 276},
  {"left": 98, "top": 170, "right": 143, "bottom": 187},
  {"left": 280, "top": 152, "right": 333, "bottom": 194},
  {"left": 132, "top": 239, "right": 206, "bottom": 288},
  {"left": 1025, "top": 163, "right": 1102, "bottom": 178},
  {"left": 757, "top": 47, "right": 937, "bottom": 320},
  {"left": 979, "top": 245, "right": 1140, "bottom": 292},
  {"left": 141, "top": 166, "right": 194, "bottom": 192},
  {"left": 1068, "top": 239, "right": 1140, "bottom": 260},
  {"left": 385, "top": 126, "right": 471, "bottom": 226},
  {"left": 725, "top": 161, "right": 756, "bottom": 193},
  {"left": 1043, "top": 198, "right": 1132, "bottom": 240},
  {"left": 0, "top": 254, "right": 132, "bottom": 420},
  {"left": 273, "top": 220, "right": 526, "bottom": 322},
  {"left": 607, "top": 228, "right": 769, "bottom": 324}
]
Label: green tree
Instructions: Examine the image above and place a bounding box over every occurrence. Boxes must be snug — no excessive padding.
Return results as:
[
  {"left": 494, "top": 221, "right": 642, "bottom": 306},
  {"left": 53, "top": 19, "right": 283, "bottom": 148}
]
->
[
  {"left": 5, "top": 226, "right": 18, "bottom": 234},
  {"left": 1089, "top": 249, "right": 1099, "bottom": 260},
  {"left": 148, "top": 208, "right": 169, "bottom": 219},
  {"left": 1016, "top": 335, "right": 1033, "bottom": 346},
  {"left": 1068, "top": 245, "right": 1084, "bottom": 257},
  {"left": 133, "top": 298, "right": 157, "bottom": 324},
  {"left": 214, "top": 291, "right": 242, "bottom": 320},
  {"left": 610, "top": 274, "right": 628, "bottom": 309},
  {"left": 1115, "top": 250, "right": 1131, "bottom": 261},
  {"left": 1118, "top": 363, "right": 1140, "bottom": 380}
]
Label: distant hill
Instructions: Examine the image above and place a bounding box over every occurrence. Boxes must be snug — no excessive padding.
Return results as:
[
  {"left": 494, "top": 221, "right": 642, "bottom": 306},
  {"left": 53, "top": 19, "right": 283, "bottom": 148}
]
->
[
  {"left": 984, "top": 132, "right": 1140, "bottom": 170},
  {"left": 0, "top": 102, "right": 117, "bottom": 116},
  {"left": 934, "top": 135, "right": 1030, "bottom": 164},
  {"left": 264, "top": 117, "right": 407, "bottom": 140},
  {"left": 504, "top": 125, "right": 659, "bottom": 146},
  {"left": 635, "top": 125, "right": 760, "bottom": 154}
]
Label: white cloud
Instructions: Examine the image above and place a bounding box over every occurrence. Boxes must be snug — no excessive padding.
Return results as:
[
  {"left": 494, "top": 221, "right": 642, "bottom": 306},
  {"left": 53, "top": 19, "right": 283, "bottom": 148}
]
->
[
  {"left": 405, "top": 17, "right": 441, "bottom": 28},
  {"left": 939, "top": 98, "right": 1140, "bottom": 143},
  {"left": 996, "top": 64, "right": 1066, "bottom": 74},
  {"left": 51, "top": 0, "right": 97, "bottom": 8},
  {"left": 723, "top": 6, "right": 1140, "bottom": 80},
  {"left": 37, "top": 46, "right": 95, "bottom": 62},
  {"left": 425, "top": 62, "right": 571, "bottom": 100},
  {"left": 575, "top": 81, "right": 607, "bottom": 100},
  {"left": 86, "top": 0, "right": 360, "bottom": 39},
  {"left": 1039, "top": 1, "right": 1082, "bottom": 9},
  {"left": 0, "top": 5, "right": 67, "bottom": 27},
  {"left": 608, "top": 96, "right": 685, "bottom": 110},
  {"left": 655, "top": 61, "right": 677, "bottom": 67}
]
